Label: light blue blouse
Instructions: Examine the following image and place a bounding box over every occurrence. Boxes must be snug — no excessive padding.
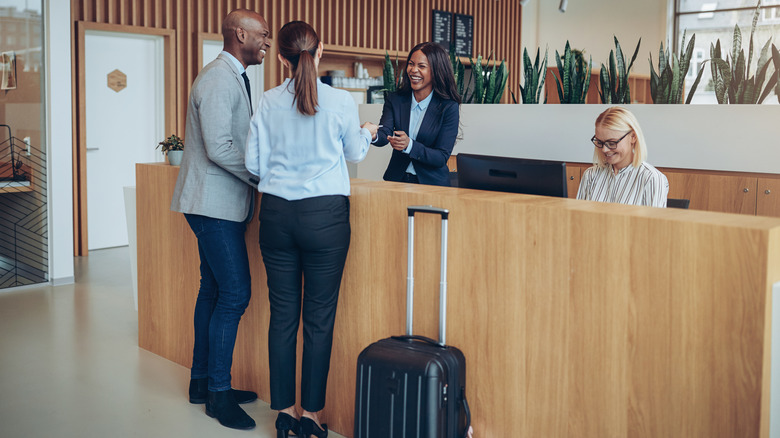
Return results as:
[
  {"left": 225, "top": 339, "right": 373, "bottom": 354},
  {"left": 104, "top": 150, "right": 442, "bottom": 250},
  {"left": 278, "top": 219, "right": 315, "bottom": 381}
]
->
[
  {"left": 403, "top": 91, "right": 433, "bottom": 174},
  {"left": 245, "top": 79, "right": 371, "bottom": 200}
]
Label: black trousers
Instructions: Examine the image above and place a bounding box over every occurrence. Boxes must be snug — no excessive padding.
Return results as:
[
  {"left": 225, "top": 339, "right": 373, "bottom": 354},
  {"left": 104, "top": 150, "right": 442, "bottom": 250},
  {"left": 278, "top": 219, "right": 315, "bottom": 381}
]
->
[{"left": 258, "top": 193, "right": 351, "bottom": 412}]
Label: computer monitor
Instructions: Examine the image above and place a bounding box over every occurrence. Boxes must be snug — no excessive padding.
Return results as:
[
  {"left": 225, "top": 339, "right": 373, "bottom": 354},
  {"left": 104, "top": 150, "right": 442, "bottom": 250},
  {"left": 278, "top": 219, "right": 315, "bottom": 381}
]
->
[{"left": 455, "top": 153, "right": 568, "bottom": 198}]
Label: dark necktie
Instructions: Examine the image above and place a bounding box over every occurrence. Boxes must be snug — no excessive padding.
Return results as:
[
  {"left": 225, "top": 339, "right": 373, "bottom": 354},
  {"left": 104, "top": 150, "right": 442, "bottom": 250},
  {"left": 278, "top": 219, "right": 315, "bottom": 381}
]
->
[{"left": 241, "top": 71, "right": 251, "bottom": 107}]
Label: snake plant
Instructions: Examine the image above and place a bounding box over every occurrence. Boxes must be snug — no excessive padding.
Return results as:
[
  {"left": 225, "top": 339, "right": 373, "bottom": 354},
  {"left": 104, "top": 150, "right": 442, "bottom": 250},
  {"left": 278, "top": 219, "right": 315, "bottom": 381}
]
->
[
  {"left": 470, "top": 55, "right": 485, "bottom": 103},
  {"left": 709, "top": 0, "right": 777, "bottom": 104},
  {"left": 553, "top": 41, "right": 592, "bottom": 103},
  {"left": 382, "top": 51, "right": 402, "bottom": 93},
  {"left": 598, "top": 36, "right": 641, "bottom": 104},
  {"left": 482, "top": 58, "right": 508, "bottom": 104},
  {"left": 472, "top": 53, "right": 503, "bottom": 103},
  {"left": 774, "top": 44, "right": 780, "bottom": 103},
  {"left": 451, "top": 51, "right": 508, "bottom": 104},
  {"left": 449, "top": 44, "right": 467, "bottom": 98},
  {"left": 518, "top": 47, "right": 548, "bottom": 104},
  {"left": 649, "top": 31, "right": 706, "bottom": 104}
]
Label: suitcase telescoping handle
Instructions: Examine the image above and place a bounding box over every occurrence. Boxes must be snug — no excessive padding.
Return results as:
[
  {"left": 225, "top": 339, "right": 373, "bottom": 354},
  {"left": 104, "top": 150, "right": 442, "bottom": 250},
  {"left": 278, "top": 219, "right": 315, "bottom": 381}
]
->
[{"left": 406, "top": 205, "right": 449, "bottom": 346}]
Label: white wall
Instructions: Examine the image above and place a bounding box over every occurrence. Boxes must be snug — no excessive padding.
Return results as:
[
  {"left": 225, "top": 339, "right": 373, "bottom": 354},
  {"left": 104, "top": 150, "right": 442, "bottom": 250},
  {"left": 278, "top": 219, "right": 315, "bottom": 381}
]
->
[
  {"left": 357, "top": 103, "right": 780, "bottom": 180},
  {"left": 45, "top": 0, "right": 74, "bottom": 284},
  {"left": 521, "top": 0, "right": 668, "bottom": 76}
]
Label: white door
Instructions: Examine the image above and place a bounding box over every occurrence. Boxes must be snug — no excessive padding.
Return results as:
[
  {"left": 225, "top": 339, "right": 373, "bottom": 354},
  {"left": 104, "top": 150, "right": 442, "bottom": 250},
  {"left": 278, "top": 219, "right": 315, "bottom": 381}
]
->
[
  {"left": 85, "top": 30, "right": 165, "bottom": 250},
  {"left": 202, "top": 39, "right": 264, "bottom": 107}
]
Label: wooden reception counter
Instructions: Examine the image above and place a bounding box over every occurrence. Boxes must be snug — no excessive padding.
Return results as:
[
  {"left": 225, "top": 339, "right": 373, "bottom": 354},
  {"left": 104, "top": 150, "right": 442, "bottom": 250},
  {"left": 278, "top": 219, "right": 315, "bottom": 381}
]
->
[{"left": 137, "top": 162, "right": 780, "bottom": 437}]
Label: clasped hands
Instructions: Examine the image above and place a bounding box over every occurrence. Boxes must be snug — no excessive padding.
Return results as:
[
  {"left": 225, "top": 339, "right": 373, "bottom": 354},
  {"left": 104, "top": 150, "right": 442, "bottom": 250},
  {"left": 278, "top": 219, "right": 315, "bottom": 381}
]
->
[{"left": 360, "top": 122, "right": 410, "bottom": 151}]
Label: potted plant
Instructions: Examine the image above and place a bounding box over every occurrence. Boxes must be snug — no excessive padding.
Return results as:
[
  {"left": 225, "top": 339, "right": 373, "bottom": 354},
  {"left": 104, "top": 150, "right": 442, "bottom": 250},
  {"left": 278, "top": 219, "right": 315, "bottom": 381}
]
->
[
  {"left": 774, "top": 44, "right": 780, "bottom": 103},
  {"left": 598, "top": 36, "right": 641, "bottom": 104},
  {"left": 553, "top": 41, "right": 592, "bottom": 103},
  {"left": 468, "top": 53, "right": 508, "bottom": 104},
  {"left": 157, "top": 134, "right": 184, "bottom": 166},
  {"left": 709, "top": 1, "right": 777, "bottom": 104},
  {"left": 514, "top": 46, "right": 548, "bottom": 104},
  {"left": 649, "top": 30, "right": 706, "bottom": 104}
]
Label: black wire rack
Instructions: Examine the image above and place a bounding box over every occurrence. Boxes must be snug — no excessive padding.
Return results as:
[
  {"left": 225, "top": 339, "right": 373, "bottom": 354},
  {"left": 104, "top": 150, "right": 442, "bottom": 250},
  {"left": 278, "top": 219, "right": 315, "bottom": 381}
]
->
[{"left": 0, "top": 123, "right": 48, "bottom": 289}]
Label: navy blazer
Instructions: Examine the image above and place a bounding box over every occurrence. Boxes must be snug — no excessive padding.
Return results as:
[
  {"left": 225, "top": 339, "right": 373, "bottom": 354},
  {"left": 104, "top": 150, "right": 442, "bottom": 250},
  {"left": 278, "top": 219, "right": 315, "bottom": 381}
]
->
[{"left": 373, "top": 91, "right": 459, "bottom": 186}]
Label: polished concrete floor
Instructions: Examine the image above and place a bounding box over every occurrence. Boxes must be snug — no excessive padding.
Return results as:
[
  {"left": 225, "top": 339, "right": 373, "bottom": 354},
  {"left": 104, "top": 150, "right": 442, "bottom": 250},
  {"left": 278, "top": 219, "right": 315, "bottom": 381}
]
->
[{"left": 0, "top": 247, "right": 345, "bottom": 438}]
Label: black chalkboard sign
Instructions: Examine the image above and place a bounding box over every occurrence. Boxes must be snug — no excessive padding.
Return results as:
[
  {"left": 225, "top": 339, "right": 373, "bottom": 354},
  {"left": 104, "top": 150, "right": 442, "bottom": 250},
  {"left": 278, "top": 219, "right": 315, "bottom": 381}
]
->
[
  {"left": 453, "top": 13, "right": 473, "bottom": 57},
  {"left": 431, "top": 10, "right": 452, "bottom": 50}
]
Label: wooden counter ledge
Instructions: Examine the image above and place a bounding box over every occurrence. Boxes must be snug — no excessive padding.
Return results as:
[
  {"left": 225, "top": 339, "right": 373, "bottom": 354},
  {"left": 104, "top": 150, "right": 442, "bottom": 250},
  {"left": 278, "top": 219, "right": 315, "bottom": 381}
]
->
[{"left": 137, "top": 163, "right": 780, "bottom": 437}]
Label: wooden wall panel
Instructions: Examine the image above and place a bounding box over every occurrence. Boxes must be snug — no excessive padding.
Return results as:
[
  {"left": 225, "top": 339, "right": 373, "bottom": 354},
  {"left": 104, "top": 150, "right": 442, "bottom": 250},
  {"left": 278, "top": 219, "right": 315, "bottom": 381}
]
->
[
  {"left": 71, "top": 0, "right": 523, "bottom": 254},
  {"left": 73, "top": 0, "right": 523, "bottom": 135}
]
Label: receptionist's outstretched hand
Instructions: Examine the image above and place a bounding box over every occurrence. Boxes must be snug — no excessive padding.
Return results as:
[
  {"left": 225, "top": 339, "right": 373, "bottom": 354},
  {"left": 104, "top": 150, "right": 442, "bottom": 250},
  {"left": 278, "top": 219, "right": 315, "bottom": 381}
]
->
[{"left": 388, "top": 131, "right": 410, "bottom": 151}]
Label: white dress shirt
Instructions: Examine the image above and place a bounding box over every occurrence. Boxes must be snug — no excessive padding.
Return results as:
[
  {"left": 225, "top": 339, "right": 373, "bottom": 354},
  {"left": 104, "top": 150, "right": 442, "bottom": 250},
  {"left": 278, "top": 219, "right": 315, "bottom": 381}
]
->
[{"left": 245, "top": 79, "right": 371, "bottom": 200}]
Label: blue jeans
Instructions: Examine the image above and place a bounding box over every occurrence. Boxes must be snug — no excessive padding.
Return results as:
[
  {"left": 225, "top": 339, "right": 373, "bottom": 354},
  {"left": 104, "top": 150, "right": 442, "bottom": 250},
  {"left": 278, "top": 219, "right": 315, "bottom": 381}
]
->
[{"left": 184, "top": 214, "right": 252, "bottom": 392}]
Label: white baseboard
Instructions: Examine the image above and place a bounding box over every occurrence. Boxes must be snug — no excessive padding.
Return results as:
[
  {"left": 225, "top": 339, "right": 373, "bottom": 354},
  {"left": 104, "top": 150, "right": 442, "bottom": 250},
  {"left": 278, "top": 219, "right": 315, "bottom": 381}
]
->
[{"left": 52, "top": 276, "right": 75, "bottom": 286}]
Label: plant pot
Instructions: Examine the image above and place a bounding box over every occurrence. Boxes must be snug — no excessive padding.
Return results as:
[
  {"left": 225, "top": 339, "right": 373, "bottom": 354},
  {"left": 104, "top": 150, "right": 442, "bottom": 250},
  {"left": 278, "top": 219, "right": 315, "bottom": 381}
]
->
[{"left": 167, "top": 150, "right": 184, "bottom": 166}]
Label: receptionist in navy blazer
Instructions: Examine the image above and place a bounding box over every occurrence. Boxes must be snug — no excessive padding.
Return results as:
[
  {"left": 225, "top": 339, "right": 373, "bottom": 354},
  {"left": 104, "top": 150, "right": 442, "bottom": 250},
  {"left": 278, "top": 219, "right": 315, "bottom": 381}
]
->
[{"left": 372, "top": 42, "right": 461, "bottom": 186}]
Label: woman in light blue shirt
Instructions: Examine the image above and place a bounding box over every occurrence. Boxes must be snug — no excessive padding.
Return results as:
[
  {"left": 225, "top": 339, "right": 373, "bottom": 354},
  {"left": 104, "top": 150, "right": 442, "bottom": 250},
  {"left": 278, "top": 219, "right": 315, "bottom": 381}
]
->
[{"left": 244, "top": 20, "right": 377, "bottom": 438}]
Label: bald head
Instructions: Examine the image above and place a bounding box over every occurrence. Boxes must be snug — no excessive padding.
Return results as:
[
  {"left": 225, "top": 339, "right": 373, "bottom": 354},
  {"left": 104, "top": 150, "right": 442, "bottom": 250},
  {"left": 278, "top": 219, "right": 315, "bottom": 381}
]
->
[
  {"left": 221, "top": 9, "right": 271, "bottom": 68},
  {"left": 223, "top": 10, "right": 261, "bottom": 40}
]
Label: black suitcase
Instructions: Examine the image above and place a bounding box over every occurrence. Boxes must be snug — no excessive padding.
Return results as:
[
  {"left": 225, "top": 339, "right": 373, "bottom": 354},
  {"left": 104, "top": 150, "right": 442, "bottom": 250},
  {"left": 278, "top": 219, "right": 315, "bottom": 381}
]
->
[{"left": 354, "top": 206, "right": 470, "bottom": 438}]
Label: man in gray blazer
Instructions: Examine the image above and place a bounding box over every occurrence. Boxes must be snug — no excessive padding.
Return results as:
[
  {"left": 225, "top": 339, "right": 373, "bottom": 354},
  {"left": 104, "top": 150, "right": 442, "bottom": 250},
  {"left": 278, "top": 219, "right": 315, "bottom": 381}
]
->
[{"left": 170, "top": 9, "right": 270, "bottom": 430}]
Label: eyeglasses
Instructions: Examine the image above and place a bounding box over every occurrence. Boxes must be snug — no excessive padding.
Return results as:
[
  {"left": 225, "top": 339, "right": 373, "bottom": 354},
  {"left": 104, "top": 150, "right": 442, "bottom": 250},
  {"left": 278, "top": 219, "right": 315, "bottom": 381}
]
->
[{"left": 591, "top": 131, "right": 631, "bottom": 149}]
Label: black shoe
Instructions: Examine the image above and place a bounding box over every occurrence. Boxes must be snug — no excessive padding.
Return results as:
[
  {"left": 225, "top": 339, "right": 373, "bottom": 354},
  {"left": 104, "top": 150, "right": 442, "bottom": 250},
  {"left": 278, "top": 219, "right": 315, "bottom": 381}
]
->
[
  {"left": 300, "top": 417, "right": 328, "bottom": 438},
  {"left": 189, "top": 378, "right": 257, "bottom": 404},
  {"left": 205, "top": 390, "right": 256, "bottom": 430},
  {"left": 275, "top": 412, "right": 301, "bottom": 438}
]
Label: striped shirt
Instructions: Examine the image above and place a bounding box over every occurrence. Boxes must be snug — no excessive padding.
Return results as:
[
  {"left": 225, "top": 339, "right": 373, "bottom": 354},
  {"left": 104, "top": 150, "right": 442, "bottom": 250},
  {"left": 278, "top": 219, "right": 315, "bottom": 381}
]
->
[{"left": 576, "top": 162, "right": 669, "bottom": 208}]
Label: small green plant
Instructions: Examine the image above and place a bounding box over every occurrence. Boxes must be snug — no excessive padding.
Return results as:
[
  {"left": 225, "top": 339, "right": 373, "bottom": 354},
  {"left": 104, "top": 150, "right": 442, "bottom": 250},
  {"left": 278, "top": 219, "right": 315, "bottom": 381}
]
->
[
  {"left": 382, "top": 51, "right": 402, "bottom": 93},
  {"left": 649, "top": 30, "right": 706, "bottom": 104},
  {"left": 491, "top": 60, "right": 509, "bottom": 103},
  {"left": 156, "top": 134, "right": 183, "bottom": 153},
  {"left": 774, "top": 44, "right": 780, "bottom": 103},
  {"left": 472, "top": 55, "right": 485, "bottom": 102},
  {"left": 598, "top": 36, "right": 641, "bottom": 104},
  {"left": 475, "top": 55, "right": 508, "bottom": 104},
  {"left": 449, "top": 44, "right": 467, "bottom": 98},
  {"left": 450, "top": 49, "right": 508, "bottom": 103},
  {"left": 709, "top": 0, "right": 777, "bottom": 104},
  {"left": 516, "top": 47, "right": 548, "bottom": 104},
  {"left": 553, "top": 41, "right": 592, "bottom": 103}
]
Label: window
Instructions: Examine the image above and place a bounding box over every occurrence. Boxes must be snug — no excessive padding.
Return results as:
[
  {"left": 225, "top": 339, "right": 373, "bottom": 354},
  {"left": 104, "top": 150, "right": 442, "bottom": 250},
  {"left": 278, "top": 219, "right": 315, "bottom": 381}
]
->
[
  {"left": 686, "top": 48, "right": 706, "bottom": 80},
  {"left": 0, "top": 1, "right": 48, "bottom": 289},
  {"left": 762, "top": 4, "right": 780, "bottom": 20},
  {"left": 674, "top": 0, "right": 780, "bottom": 104},
  {"left": 698, "top": 2, "right": 717, "bottom": 18}
]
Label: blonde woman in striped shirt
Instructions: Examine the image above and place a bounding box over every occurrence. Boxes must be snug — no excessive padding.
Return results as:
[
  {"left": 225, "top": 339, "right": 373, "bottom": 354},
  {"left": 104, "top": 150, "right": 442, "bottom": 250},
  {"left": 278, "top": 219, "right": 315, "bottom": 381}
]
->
[{"left": 576, "top": 106, "right": 669, "bottom": 207}]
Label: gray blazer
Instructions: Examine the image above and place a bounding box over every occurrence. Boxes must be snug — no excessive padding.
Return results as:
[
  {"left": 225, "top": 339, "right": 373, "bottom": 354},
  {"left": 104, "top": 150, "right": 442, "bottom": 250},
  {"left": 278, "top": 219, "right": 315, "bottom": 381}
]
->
[{"left": 171, "top": 53, "right": 259, "bottom": 222}]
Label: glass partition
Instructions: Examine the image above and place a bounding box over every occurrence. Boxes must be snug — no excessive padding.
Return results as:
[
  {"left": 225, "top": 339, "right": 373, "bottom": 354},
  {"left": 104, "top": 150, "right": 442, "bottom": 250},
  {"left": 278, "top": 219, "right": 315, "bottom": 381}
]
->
[{"left": 0, "top": 1, "right": 47, "bottom": 289}]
